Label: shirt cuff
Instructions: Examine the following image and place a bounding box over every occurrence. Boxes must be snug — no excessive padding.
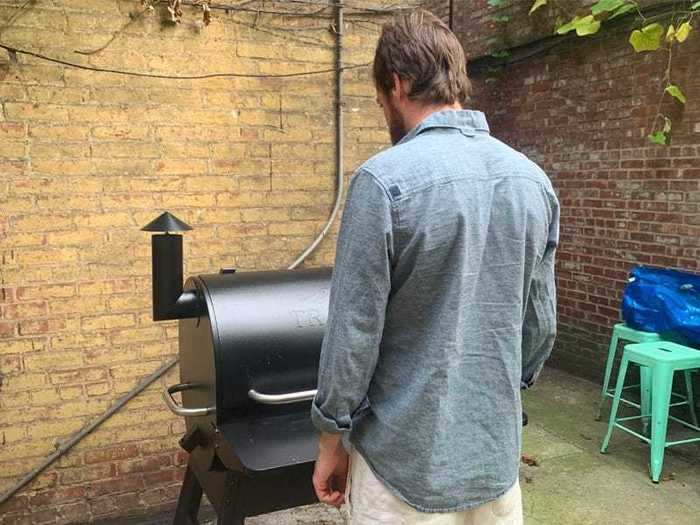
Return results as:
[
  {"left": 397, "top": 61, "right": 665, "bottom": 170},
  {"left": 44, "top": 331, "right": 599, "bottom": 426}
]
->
[{"left": 310, "top": 401, "right": 351, "bottom": 435}]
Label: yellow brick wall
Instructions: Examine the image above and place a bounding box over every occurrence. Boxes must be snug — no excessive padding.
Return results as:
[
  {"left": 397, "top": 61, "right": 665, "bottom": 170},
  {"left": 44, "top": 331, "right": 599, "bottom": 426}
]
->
[{"left": 0, "top": 1, "right": 402, "bottom": 522}]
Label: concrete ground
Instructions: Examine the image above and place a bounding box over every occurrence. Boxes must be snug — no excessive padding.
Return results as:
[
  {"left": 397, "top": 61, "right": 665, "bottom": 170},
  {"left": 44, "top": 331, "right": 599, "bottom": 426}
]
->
[
  {"left": 237, "top": 367, "right": 700, "bottom": 525},
  {"left": 130, "top": 367, "right": 698, "bottom": 525},
  {"left": 518, "top": 367, "right": 699, "bottom": 524}
]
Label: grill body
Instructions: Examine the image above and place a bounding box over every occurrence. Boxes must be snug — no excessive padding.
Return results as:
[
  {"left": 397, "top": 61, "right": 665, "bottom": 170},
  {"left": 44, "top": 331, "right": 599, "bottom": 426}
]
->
[
  {"left": 143, "top": 213, "right": 335, "bottom": 522},
  {"left": 169, "top": 267, "right": 332, "bottom": 523}
]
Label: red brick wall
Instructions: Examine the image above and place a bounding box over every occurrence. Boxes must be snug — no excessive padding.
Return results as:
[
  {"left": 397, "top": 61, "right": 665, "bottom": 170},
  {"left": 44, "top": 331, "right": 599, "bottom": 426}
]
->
[
  {"left": 426, "top": 1, "right": 700, "bottom": 378},
  {"left": 473, "top": 21, "right": 700, "bottom": 379},
  {"left": 424, "top": 0, "right": 594, "bottom": 58}
]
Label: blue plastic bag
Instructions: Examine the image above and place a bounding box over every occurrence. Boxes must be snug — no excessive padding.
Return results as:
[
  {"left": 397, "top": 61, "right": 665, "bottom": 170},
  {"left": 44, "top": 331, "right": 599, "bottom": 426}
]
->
[{"left": 621, "top": 266, "right": 700, "bottom": 346}]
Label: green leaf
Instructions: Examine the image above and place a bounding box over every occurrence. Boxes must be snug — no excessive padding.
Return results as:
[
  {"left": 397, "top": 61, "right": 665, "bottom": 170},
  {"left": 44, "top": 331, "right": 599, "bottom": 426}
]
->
[
  {"left": 663, "top": 117, "right": 672, "bottom": 134},
  {"left": 665, "top": 84, "right": 687, "bottom": 104},
  {"left": 574, "top": 15, "right": 602, "bottom": 36},
  {"left": 487, "top": 0, "right": 508, "bottom": 7},
  {"left": 648, "top": 117, "right": 671, "bottom": 145},
  {"left": 529, "top": 0, "right": 547, "bottom": 15},
  {"left": 692, "top": 1, "right": 700, "bottom": 10},
  {"left": 556, "top": 15, "right": 601, "bottom": 36},
  {"left": 556, "top": 17, "right": 578, "bottom": 35},
  {"left": 648, "top": 131, "right": 667, "bottom": 145},
  {"left": 676, "top": 21, "right": 692, "bottom": 43},
  {"left": 609, "top": 3, "right": 635, "bottom": 19},
  {"left": 666, "top": 24, "right": 676, "bottom": 43},
  {"left": 591, "top": 0, "right": 626, "bottom": 15},
  {"left": 492, "top": 14, "right": 511, "bottom": 22},
  {"left": 629, "top": 23, "right": 664, "bottom": 52}
]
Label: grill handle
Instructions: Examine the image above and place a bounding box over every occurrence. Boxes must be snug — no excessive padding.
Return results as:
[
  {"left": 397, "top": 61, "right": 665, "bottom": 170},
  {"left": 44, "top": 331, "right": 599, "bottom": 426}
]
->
[
  {"left": 248, "top": 388, "right": 317, "bottom": 405},
  {"left": 163, "top": 382, "right": 215, "bottom": 417}
]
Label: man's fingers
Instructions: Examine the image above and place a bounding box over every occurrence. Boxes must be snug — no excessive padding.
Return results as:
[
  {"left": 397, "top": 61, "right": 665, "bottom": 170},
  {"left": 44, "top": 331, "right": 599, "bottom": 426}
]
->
[
  {"left": 313, "top": 474, "right": 345, "bottom": 507},
  {"left": 313, "top": 443, "right": 349, "bottom": 508},
  {"left": 317, "top": 489, "right": 341, "bottom": 506},
  {"left": 324, "top": 490, "right": 344, "bottom": 508},
  {"left": 334, "top": 473, "right": 348, "bottom": 495},
  {"left": 312, "top": 472, "right": 330, "bottom": 502}
]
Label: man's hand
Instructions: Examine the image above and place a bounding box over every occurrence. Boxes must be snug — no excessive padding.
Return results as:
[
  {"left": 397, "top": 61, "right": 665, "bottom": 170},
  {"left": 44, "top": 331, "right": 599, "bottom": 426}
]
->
[{"left": 312, "top": 432, "right": 349, "bottom": 508}]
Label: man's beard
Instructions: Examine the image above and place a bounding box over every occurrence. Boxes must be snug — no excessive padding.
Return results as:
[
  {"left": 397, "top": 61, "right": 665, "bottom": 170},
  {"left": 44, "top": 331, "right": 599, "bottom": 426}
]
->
[{"left": 386, "top": 99, "right": 408, "bottom": 145}]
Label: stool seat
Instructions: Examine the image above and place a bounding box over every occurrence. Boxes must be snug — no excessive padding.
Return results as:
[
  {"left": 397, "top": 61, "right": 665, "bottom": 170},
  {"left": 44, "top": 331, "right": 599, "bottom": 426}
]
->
[
  {"left": 601, "top": 340, "right": 700, "bottom": 482},
  {"left": 627, "top": 341, "right": 700, "bottom": 365},
  {"left": 612, "top": 324, "right": 662, "bottom": 343}
]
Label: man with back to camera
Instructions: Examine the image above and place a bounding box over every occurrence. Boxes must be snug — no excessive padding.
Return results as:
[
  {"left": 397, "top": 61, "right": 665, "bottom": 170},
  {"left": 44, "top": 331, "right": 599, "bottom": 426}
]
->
[{"left": 310, "top": 9, "right": 559, "bottom": 525}]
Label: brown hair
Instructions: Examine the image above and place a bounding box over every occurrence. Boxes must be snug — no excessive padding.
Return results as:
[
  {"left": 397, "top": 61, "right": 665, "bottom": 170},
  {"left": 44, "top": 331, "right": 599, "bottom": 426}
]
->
[{"left": 372, "top": 10, "right": 470, "bottom": 106}]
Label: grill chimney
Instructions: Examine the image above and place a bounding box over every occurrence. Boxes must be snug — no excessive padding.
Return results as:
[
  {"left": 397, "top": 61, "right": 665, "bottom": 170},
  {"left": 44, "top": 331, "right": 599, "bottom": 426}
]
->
[{"left": 142, "top": 212, "right": 202, "bottom": 321}]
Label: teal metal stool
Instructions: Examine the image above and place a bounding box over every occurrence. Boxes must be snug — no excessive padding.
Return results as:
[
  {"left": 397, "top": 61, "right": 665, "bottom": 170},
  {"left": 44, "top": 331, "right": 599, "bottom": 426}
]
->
[
  {"left": 601, "top": 341, "right": 700, "bottom": 482},
  {"left": 597, "top": 323, "right": 661, "bottom": 421}
]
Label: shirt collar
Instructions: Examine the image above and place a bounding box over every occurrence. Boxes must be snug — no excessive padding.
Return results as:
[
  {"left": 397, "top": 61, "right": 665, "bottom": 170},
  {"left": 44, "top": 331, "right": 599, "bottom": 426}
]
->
[{"left": 397, "top": 109, "right": 490, "bottom": 146}]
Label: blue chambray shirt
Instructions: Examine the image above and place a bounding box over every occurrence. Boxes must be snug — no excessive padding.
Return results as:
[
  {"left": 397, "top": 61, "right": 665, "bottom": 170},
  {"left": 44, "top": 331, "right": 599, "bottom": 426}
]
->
[{"left": 311, "top": 110, "right": 559, "bottom": 512}]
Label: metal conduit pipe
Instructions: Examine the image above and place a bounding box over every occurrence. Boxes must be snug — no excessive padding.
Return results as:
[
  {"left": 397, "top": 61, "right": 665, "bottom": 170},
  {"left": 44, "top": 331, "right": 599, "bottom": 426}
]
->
[
  {"left": 288, "top": 0, "right": 344, "bottom": 270},
  {"left": 448, "top": 0, "right": 454, "bottom": 30},
  {"left": 0, "top": 0, "right": 346, "bottom": 506}
]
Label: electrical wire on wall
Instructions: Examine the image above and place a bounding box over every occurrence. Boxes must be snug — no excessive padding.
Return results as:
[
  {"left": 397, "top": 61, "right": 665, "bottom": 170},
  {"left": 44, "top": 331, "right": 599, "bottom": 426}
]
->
[
  {"left": 154, "top": 0, "right": 416, "bottom": 17},
  {"left": 0, "top": 0, "right": 403, "bottom": 507},
  {"left": 0, "top": 43, "right": 368, "bottom": 79}
]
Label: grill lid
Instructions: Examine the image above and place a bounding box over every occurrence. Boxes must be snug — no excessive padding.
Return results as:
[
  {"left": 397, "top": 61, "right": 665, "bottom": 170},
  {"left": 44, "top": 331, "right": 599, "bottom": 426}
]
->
[{"left": 196, "top": 267, "right": 332, "bottom": 417}]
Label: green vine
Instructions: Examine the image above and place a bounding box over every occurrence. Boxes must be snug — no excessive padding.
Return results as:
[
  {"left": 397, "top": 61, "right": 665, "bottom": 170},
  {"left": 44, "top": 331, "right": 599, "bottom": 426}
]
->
[{"left": 530, "top": 0, "right": 698, "bottom": 144}]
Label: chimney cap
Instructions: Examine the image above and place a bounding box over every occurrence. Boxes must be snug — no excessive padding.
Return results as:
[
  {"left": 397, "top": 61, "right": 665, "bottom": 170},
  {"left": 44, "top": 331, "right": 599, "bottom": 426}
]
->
[{"left": 141, "top": 212, "right": 193, "bottom": 232}]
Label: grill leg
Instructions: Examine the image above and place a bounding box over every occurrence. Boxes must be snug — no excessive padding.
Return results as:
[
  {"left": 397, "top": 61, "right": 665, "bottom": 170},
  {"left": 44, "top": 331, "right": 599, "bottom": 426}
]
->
[
  {"left": 173, "top": 464, "right": 203, "bottom": 525},
  {"left": 217, "top": 475, "right": 246, "bottom": 525},
  {"left": 218, "top": 502, "right": 245, "bottom": 525}
]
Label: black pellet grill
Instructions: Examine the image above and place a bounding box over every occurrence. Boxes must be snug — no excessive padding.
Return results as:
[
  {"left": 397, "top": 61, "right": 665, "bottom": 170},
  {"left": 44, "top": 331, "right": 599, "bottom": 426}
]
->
[{"left": 142, "top": 212, "right": 331, "bottom": 524}]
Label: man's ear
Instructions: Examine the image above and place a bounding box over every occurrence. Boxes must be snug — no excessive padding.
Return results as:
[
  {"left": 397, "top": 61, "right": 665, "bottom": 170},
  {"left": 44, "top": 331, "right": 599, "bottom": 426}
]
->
[
  {"left": 391, "top": 73, "right": 403, "bottom": 99},
  {"left": 392, "top": 73, "right": 412, "bottom": 102}
]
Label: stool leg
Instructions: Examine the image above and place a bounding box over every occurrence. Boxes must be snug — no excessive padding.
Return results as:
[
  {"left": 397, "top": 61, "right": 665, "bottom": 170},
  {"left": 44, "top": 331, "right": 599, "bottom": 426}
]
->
[
  {"left": 683, "top": 370, "right": 698, "bottom": 427},
  {"left": 597, "top": 331, "right": 620, "bottom": 420},
  {"left": 601, "top": 355, "right": 629, "bottom": 453},
  {"left": 640, "top": 366, "right": 652, "bottom": 436},
  {"left": 650, "top": 365, "right": 673, "bottom": 483}
]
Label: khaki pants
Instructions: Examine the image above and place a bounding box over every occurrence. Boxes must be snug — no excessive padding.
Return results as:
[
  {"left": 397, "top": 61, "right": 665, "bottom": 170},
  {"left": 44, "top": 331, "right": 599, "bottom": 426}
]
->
[{"left": 346, "top": 449, "right": 523, "bottom": 525}]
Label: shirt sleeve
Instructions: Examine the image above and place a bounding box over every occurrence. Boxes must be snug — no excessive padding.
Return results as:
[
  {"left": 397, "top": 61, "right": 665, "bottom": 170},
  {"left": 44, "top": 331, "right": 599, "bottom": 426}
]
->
[
  {"left": 521, "top": 187, "right": 560, "bottom": 389},
  {"left": 311, "top": 169, "right": 394, "bottom": 435}
]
